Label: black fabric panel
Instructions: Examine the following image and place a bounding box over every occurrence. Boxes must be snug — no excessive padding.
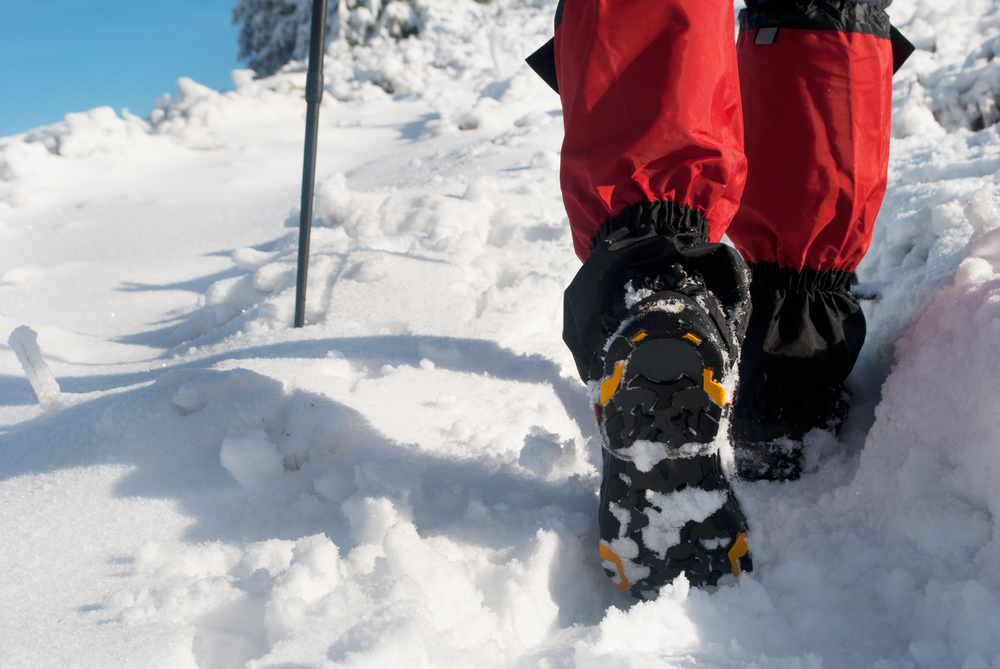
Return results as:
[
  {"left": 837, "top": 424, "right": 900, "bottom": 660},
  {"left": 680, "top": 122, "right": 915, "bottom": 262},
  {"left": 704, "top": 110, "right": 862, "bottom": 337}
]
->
[
  {"left": 563, "top": 201, "right": 751, "bottom": 382},
  {"left": 739, "top": 0, "right": 891, "bottom": 39},
  {"left": 890, "top": 24, "right": 915, "bottom": 74},
  {"left": 555, "top": 0, "right": 566, "bottom": 29},
  {"left": 734, "top": 261, "right": 866, "bottom": 430},
  {"left": 526, "top": 38, "right": 559, "bottom": 93},
  {"left": 527, "top": 0, "right": 566, "bottom": 95},
  {"left": 747, "top": 0, "right": 891, "bottom": 8}
]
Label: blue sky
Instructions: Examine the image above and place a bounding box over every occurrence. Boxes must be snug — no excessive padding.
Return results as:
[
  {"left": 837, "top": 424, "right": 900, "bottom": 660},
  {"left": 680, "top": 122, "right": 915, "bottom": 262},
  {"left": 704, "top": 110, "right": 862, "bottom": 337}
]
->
[{"left": 0, "top": 1, "right": 243, "bottom": 137}]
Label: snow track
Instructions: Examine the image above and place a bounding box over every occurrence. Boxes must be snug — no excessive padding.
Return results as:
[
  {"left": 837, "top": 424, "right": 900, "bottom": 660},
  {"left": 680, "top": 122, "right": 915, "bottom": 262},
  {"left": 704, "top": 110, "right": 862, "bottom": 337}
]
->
[{"left": 3, "top": 0, "right": 1000, "bottom": 666}]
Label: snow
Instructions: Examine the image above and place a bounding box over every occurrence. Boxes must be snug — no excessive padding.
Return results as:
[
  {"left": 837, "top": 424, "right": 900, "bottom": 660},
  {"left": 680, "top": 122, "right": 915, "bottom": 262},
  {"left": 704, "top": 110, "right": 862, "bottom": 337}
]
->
[
  {"left": 3, "top": 0, "right": 1000, "bottom": 666},
  {"left": 7, "top": 325, "right": 62, "bottom": 412},
  {"left": 642, "top": 488, "right": 727, "bottom": 560}
]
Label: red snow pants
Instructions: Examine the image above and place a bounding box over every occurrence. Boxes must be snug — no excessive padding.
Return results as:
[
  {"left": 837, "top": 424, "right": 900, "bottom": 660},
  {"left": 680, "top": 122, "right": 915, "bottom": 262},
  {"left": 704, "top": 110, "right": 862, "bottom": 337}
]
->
[
  {"left": 557, "top": 0, "right": 894, "bottom": 429},
  {"left": 556, "top": 0, "right": 747, "bottom": 260},
  {"left": 556, "top": 0, "right": 892, "bottom": 270}
]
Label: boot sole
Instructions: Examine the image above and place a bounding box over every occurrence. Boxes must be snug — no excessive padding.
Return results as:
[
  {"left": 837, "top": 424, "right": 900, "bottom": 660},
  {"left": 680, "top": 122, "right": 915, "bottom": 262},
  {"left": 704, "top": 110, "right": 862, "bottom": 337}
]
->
[{"left": 596, "top": 293, "right": 752, "bottom": 594}]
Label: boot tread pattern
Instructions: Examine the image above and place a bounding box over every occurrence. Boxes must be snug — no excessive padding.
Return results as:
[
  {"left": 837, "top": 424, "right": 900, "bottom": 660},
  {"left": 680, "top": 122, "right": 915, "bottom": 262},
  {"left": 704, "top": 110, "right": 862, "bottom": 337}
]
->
[{"left": 597, "top": 291, "right": 752, "bottom": 595}]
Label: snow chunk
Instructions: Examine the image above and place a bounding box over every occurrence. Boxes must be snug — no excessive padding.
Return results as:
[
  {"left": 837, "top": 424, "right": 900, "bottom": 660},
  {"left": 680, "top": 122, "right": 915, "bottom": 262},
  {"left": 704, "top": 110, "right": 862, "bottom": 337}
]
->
[
  {"left": 220, "top": 430, "right": 285, "bottom": 489},
  {"left": 500, "top": 529, "right": 561, "bottom": 649},
  {"left": 341, "top": 495, "right": 402, "bottom": 546},
  {"left": 314, "top": 172, "right": 356, "bottom": 228},
  {"left": 462, "top": 178, "right": 492, "bottom": 202},
  {"left": 0, "top": 141, "right": 52, "bottom": 181},
  {"left": 58, "top": 107, "right": 149, "bottom": 158},
  {"left": 623, "top": 280, "right": 654, "bottom": 309},
  {"left": 518, "top": 426, "right": 566, "bottom": 476},
  {"left": 8, "top": 325, "right": 61, "bottom": 412},
  {"left": 265, "top": 534, "right": 344, "bottom": 646},
  {"left": 581, "top": 577, "right": 698, "bottom": 658},
  {"left": 642, "top": 488, "right": 727, "bottom": 560},
  {"left": 231, "top": 246, "right": 280, "bottom": 271},
  {"left": 616, "top": 439, "right": 670, "bottom": 473},
  {"left": 242, "top": 539, "right": 296, "bottom": 577}
]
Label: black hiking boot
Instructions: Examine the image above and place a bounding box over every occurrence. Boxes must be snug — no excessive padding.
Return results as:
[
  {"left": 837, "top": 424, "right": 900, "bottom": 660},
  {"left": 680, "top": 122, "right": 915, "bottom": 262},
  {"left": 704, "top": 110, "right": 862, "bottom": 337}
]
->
[
  {"left": 731, "top": 261, "right": 864, "bottom": 482},
  {"left": 731, "top": 420, "right": 808, "bottom": 481},
  {"left": 732, "top": 386, "right": 851, "bottom": 481},
  {"left": 595, "top": 289, "right": 752, "bottom": 596}
]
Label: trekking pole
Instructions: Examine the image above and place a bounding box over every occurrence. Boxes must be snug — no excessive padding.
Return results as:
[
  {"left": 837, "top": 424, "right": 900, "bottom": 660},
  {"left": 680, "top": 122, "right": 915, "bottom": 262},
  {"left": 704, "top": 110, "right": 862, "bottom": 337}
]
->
[{"left": 294, "top": 0, "right": 329, "bottom": 328}]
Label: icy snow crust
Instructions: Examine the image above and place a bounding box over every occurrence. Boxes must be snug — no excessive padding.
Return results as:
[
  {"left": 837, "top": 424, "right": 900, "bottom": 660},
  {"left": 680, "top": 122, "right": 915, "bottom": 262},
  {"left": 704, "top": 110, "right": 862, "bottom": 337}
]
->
[{"left": 3, "top": 0, "right": 1000, "bottom": 666}]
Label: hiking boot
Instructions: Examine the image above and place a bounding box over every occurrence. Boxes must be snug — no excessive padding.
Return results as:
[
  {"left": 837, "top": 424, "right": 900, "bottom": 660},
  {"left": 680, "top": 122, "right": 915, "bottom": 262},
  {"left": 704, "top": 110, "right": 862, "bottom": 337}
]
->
[
  {"left": 731, "top": 420, "right": 807, "bottom": 481},
  {"left": 732, "top": 262, "right": 864, "bottom": 482},
  {"left": 595, "top": 289, "right": 752, "bottom": 596},
  {"left": 732, "top": 386, "right": 850, "bottom": 481}
]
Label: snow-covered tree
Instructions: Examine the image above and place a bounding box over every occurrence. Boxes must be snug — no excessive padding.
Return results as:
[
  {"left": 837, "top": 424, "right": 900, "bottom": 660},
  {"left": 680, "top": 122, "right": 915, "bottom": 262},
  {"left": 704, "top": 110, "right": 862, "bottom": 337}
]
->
[
  {"left": 233, "top": 0, "right": 337, "bottom": 77},
  {"left": 233, "top": 0, "right": 424, "bottom": 77}
]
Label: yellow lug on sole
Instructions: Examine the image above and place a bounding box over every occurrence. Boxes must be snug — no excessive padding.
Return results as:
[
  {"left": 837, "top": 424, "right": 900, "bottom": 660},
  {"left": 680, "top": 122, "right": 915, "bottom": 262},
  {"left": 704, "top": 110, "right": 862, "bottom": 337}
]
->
[
  {"left": 703, "top": 368, "right": 727, "bottom": 407},
  {"left": 728, "top": 533, "right": 750, "bottom": 578},
  {"left": 599, "top": 543, "right": 632, "bottom": 591},
  {"left": 601, "top": 361, "right": 626, "bottom": 405}
]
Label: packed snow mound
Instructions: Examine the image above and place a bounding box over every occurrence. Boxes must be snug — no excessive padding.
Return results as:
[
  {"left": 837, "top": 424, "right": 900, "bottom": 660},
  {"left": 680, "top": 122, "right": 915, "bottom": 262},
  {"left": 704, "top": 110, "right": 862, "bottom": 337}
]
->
[{"left": 5, "top": 0, "right": 1000, "bottom": 667}]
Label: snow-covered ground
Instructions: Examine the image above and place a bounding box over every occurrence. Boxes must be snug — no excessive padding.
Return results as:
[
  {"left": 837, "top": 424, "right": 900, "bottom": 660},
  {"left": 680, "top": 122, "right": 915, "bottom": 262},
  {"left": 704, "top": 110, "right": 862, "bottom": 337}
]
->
[{"left": 3, "top": 0, "right": 1000, "bottom": 666}]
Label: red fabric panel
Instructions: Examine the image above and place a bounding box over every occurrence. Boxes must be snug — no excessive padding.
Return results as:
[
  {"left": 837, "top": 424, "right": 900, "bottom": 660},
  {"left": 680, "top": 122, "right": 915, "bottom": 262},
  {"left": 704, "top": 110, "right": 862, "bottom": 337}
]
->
[
  {"left": 555, "top": 0, "right": 747, "bottom": 261},
  {"left": 729, "top": 28, "right": 892, "bottom": 272}
]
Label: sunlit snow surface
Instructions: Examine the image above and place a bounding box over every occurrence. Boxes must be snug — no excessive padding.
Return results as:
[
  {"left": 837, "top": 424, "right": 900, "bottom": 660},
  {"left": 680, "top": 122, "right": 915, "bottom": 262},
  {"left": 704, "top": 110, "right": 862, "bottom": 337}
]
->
[{"left": 3, "top": 0, "right": 1000, "bottom": 666}]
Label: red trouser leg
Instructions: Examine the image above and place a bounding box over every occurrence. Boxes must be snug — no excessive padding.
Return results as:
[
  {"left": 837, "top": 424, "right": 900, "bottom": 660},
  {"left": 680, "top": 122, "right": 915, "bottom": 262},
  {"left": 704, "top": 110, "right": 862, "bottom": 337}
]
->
[
  {"left": 556, "top": 0, "right": 754, "bottom": 382},
  {"left": 729, "top": 4, "right": 894, "bottom": 434},
  {"left": 729, "top": 24, "right": 893, "bottom": 272},
  {"left": 555, "top": 0, "right": 747, "bottom": 262}
]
